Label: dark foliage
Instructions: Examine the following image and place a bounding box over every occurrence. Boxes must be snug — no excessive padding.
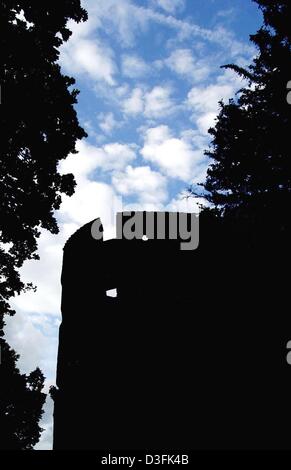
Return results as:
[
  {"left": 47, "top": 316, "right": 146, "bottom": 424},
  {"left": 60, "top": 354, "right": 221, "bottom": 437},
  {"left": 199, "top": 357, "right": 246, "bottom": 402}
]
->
[
  {"left": 0, "top": 1, "right": 87, "bottom": 449},
  {"left": 199, "top": 0, "right": 291, "bottom": 234},
  {"left": 0, "top": 338, "right": 46, "bottom": 450},
  {"left": 0, "top": 0, "right": 87, "bottom": 318}
]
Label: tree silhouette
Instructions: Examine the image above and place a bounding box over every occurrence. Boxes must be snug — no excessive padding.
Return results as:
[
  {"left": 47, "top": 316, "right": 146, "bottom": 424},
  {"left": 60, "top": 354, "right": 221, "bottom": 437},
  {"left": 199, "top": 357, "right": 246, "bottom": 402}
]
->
[
  {"left": 184, "top": 2, "right": 291, "bottom": 447},
  {"left": 0, "top": 1, "right": 87, "bottom": 448},
  {"left": 0, "top": 1, "right": 87, "bottom": 316},
  {"left": 0, "top": 338, "right": 46, "bottom": 450},
  {"left": 199, "top": 0, "right": 291, "bottom": 234}
]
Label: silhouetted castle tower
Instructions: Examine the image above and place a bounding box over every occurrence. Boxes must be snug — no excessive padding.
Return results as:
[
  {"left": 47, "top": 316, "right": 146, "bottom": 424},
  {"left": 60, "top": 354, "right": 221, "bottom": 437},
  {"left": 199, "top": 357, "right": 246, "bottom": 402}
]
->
[{"left": 53, "top": 212, "right": 291, "bottom": 450}]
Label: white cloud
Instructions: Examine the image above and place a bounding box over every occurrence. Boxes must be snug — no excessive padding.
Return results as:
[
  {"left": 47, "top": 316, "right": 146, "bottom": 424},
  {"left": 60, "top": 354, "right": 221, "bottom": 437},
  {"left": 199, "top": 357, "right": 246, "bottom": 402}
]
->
[
  {"left": 58, "top": 0, "right": 253, "bottom": 93},
  {"left": 122, "top": 85, "right": 174, "bottom": 118},
  {"left": 163, "top": 48, "right": 210, "bottom": 82},
  {"left": 59, "top": 140, "right": 132, "bottom": 237},
  {"left": 105, "top": 1, "right": 252, "bottom": 59},
  {"left": 141, "top": 125, "right": 208, "bottom": 182},
  {"left": 60, "top": 38, "right": 117, "bottom": 85},
  {"left": 82, "top": 0, "right": 149, "bottom": 47},
  {"left": 187, "top": 69, "right": 246, "bottom": 134},
  {"left": 68, "top": 0, "right": 254, "bottom": 71},
  {"left": 123, "top": 87, "right": 144, "bottom": 115},
  {"left": 153, "top": 0, "right": 185, "bottom": 14},
  {"left": 216, "top": 7, "right": 236, "bottom": 20},
  {"left": 59, "top": 140, "right": 136, "bottom": 180},
  {"left": 59, "top": 2, "right": 118, "bottom": 85},
  {"left": 115, "top": 83, "right": 130, "bottom": 97},
  {"left": 144, "top": 86, "right": 174, "bottom": 118},
  {"left": 5, "top": 309, "right": 59, "bottom": 376},
  {"left": 112, "top": 165, "right": 168, "bottom": 204},
  {"left": 121, "top": 188, "right": 206, "bottom": 214},
  {"left": 9, "top": 231, "right": 65, "bottom": 316},
  {"left": 196, "top": 113, "right": 218, "bottom": 135},
  {"left": 121, "top": 54, "right": 150, "bottom": 78},
  {"left": 98, "top": 112, "right": 122, "bottom": 134},
  {"left": 34, "top": 397, "right": 54, "bottom": 450},
  {"left": 59, "top": 181, "right": 121, "bottom": 234},
  {"left": 4, "top": 313, "right": 57, "bottom": 451},
  {"left": 187, "top": 83, "right": 234, "bottom": 114},
  {"left": 166, "top": 192, "right": 205, "bottom": 213}
]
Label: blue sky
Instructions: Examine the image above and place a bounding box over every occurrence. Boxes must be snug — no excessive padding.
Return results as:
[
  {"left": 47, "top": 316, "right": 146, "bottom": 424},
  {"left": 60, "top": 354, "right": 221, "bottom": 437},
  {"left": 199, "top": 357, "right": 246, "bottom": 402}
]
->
[{"left": 5, "top": 0, "right": 262, "bottom": 449}]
